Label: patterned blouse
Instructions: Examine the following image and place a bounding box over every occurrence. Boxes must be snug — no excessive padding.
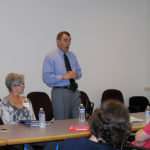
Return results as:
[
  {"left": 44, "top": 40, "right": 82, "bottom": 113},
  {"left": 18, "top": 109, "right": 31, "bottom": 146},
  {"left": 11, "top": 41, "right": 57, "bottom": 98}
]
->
[{"left": 0, "top": 97, "right": 35, "bottom": 124}]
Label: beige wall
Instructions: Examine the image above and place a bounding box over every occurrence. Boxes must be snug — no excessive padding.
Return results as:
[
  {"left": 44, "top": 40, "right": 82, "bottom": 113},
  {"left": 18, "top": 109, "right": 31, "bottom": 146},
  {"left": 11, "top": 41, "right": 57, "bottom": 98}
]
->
[{"left": 0, "top": 0, "right": 148, "bottom": 108}]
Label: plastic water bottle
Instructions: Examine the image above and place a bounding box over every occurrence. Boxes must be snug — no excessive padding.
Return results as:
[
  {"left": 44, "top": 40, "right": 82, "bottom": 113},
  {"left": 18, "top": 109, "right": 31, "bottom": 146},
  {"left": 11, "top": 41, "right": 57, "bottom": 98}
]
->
[
  {"left": 79, "top": 104, "right": 85, "bottom": 122},
  {"left": 39, "top": 108, "right": 46, "bottom": 128},
  {"left": 145, "top": 105, "right": 150, "bottom": 124}
]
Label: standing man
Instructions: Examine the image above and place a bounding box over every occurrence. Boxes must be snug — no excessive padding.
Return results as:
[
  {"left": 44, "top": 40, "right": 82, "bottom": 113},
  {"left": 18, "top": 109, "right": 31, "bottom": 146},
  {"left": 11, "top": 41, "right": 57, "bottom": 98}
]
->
[{"left": 42, "top": 31, "right": 82, "bottom": 120}]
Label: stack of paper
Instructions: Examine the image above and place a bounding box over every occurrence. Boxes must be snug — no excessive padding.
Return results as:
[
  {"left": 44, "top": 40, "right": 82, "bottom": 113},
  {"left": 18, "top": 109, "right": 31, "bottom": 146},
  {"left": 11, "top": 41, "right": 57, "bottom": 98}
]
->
[
  {"left": 130, "top": 116, "right": 144, "bottom": 123},
  {"left": 19, "top": 120, "right": 50, "bottom": 127}
]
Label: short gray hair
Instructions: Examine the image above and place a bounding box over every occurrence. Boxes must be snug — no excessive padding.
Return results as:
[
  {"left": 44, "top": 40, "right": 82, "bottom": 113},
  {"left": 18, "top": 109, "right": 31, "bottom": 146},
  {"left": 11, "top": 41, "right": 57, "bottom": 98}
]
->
[{"left": 5, "top": 73, "right": 24, "bottom": 92}]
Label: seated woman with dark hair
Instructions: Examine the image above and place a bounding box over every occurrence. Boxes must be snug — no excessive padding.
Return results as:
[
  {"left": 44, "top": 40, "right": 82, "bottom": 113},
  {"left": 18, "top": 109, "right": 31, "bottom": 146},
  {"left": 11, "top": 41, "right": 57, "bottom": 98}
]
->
[{"left": 59, "top": 100, "right": 131, "bottom": 150}]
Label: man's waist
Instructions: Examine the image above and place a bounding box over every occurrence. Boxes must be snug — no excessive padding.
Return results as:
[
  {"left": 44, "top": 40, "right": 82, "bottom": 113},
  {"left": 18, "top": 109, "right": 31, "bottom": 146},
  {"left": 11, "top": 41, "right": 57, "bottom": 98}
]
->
[
  {"left": 53, "top": 86, "right": 70, "bottom": 89},
  {"left": 53, "top": 84, "right": 78, "bottom": 92}
]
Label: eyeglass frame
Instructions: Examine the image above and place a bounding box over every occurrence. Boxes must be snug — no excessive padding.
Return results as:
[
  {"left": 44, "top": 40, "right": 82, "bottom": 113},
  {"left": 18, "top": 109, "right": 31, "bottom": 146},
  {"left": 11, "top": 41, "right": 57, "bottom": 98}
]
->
[{"left": 13, "top": 83, "right": 25, "bottom": 87}]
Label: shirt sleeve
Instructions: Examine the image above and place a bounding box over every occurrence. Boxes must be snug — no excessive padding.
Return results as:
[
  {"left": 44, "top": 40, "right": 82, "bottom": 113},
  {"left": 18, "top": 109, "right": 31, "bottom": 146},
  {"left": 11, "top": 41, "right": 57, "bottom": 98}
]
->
[
  {"left": 73, "top": 54, "right": 82, "bottom": 80},
  {"left": 144, "top": 123, "right": 150, "bottom": 135},
  {"left": 42, "top": 56, "right": 62, "bottom": 86}
]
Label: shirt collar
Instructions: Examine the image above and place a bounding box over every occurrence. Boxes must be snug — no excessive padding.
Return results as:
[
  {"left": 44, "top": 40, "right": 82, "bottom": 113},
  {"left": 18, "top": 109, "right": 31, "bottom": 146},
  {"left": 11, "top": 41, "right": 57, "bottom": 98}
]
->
[{"left": 57, "top": 48, "right": 68, "bottom": 57}]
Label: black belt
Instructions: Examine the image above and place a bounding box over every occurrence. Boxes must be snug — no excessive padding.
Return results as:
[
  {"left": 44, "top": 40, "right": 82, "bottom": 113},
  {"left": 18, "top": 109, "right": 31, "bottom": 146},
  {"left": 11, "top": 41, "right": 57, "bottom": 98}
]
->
[
  {"left": 53, "top": 86, "right": 77, "bottom": 92},
  {"left": 53, "top": 86, "right": 70, "bottom": 89}
]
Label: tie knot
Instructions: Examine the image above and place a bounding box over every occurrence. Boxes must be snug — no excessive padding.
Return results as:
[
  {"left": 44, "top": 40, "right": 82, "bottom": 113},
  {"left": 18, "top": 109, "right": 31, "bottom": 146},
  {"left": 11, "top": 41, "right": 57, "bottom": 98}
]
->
[{"left": 64, "top": 53, "right": 67, "bottom": 57}]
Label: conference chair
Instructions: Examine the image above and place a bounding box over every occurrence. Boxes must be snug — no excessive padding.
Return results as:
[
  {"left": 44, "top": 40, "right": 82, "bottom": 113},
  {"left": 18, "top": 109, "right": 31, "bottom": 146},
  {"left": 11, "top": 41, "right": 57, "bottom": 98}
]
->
[
  {"left": 27, "top": 92, "right": 53, "bottom": 121},
  {"left": 0, "top": 146, "right": 18, "bottom": 150},
  {"left": 80, "top": 91, "right": 94, "bottom": 119},
  {"left": 121, "top": 141, "right": 149, "bottom": 150},
  {"left": 0, "top": 99, "right": 3, "bottom": 125},
  {"left": 100, "top": 88, "right": 135, "bottom": 142},
  {"left": 128, "top": 96, "right": 150, "bottom": 113},
  {"left": 101, "top": 89, "right": 124, "bottom": 104},
  {"left": 0, "top": 117, "right": 3, "bottom": 125}
]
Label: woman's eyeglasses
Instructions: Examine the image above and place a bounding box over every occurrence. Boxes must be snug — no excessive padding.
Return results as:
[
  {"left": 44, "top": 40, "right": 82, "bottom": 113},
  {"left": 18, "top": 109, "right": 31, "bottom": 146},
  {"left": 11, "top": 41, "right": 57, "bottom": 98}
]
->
[{"left": 13, "top": 83, "right": 25, "bottom": 87}]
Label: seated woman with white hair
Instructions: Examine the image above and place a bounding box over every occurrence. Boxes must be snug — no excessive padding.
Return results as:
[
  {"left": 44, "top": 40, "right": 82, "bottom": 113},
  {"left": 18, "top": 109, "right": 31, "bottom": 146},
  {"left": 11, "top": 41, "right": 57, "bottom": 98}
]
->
[
  {"left": 0, "top": 73, "right": 57, "bottom": 150},
  {"left": 0, "top": 72, "right": 35, "bottom": 124},
  {"left": 59, "top": 100, "right": 131, "bottom": 150}
]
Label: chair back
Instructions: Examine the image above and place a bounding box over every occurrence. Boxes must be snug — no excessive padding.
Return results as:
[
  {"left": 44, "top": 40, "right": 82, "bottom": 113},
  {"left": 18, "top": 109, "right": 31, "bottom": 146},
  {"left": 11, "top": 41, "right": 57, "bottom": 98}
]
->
[
  {"left": 0, "top": 117, "right": 3, "bottom": 125},
  {"left": 122, "top": 141, "right": 149, "bottom": 150},
  {"left": 129, "top": 96, "right": 149, "bottom": 112},
  {"left": 101, "top": 89, "right": 124, "bottom": 104},
  {"left": 80, "top": 91, "right": 94, "bottom": 119},
  {"left": 0, "top": 99, "right": 3, "bottom": 125},
  {"left": 27, "top": 92, "right": 53, "bottom": 121}
]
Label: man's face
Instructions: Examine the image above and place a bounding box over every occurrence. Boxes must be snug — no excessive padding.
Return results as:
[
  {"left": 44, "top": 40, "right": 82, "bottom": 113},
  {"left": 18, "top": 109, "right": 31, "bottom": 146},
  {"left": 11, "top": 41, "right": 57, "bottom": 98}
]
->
[{"left": 57, "top": 34, "right": 71, "bottom": 52}]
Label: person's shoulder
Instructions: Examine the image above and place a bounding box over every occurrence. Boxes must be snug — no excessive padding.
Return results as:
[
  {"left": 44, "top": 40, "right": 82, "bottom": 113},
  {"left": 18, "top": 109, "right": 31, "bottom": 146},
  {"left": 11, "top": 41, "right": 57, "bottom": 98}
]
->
[
  {"left": 2, "top": 97, "right": 7, "bottom": 100},
  {"left": 1, "top": 97, "right": 8, "bottom": 105},
  {"left": 96, "top": 142, "right": 119, "bottom": 150},
  {"left": 45, "top": 49, "right": 60, "bottom": 60},
  {"left": 0, "top": 97, "right": 10, "bottom": 111},
  {"left": 67, "top": 50, "right": 75, "bottom": 56},
  {"left": 63, "top": 138, "right": 82, "bottom": 145},
  {"left": 64, "top": 137, "right": 86, "bottom": 143},
  {"left": 46, "top": 49, "right": 58, "bottom": 56},
  {"left": 60, "top": 138, "right": 88, "bottom": 150},
  {"left": 60, "top": 138, "right": 118, "bottom": 150}
]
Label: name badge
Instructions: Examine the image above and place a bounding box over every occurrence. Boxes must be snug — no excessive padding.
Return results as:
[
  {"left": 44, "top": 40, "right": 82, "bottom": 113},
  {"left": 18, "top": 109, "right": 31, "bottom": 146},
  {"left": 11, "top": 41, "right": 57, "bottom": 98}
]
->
[{"left": 23, "top": 102, "right": 30, "bottom": 108}]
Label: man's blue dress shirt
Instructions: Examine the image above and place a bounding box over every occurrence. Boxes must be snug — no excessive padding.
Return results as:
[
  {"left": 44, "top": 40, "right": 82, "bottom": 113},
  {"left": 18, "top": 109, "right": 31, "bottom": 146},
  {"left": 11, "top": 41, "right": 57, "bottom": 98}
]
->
[{"left": 42, "top": 49, "right": 82, "bottom": 87}]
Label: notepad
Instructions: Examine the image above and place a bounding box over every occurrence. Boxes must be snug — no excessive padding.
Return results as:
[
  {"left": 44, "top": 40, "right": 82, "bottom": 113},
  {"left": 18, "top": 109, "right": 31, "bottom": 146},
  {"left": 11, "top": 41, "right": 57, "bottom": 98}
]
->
[
  {"left": 19, "top": 120, "right": 50, "bottom": 127},
  {"left": 0, "top": 128, "right": 8, "bottom": 132},
  {"left": 130, "top": 116, "right": 144, "bottom": 123},
  {"left": 68, "top": 126, "right": 90, "bottom": 131}
]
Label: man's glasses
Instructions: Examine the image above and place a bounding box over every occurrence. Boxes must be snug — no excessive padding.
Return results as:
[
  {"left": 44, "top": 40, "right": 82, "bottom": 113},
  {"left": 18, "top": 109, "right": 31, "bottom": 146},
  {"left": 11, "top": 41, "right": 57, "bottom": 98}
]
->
[{"left": 13, "top": 83, "right": 25, "bottom": 87}]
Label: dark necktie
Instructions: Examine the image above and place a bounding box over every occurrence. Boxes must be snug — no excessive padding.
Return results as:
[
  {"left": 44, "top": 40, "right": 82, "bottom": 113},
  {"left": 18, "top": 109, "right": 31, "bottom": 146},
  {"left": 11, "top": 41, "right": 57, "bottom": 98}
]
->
[{"left": 64, "top": 53, "right": 78, "bottom": 92}]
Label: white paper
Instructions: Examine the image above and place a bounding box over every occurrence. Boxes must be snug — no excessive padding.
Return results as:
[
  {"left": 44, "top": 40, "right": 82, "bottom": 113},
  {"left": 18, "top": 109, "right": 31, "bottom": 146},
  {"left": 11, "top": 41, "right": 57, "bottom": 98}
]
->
[{"left": 130, "top": 116, "right": 144, "bottom": 123}]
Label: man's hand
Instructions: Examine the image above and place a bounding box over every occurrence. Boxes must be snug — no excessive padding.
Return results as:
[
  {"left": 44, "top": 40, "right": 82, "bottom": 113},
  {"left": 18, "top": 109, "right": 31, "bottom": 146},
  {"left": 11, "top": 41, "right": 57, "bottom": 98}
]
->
[
  {"left": 62, "top": 71, "right": 78, "bottom": 80},
  {"left": 68, "top": 71, "right": 78, "bottom": 79}
]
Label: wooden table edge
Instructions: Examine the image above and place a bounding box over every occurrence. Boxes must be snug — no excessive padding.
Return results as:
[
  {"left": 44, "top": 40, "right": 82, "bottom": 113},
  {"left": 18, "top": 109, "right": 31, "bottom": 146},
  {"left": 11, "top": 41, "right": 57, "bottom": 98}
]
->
[
  {"left": 5, "top": 125, "right": 145, "bottom": 145},
  {"left": 132, "top": 126, "right": 145, "bottom": 132},
  {"left": 0, "top": 137, "right": 7, "bottom": 146},
  {"left": 6, "top": 132, "right": 91, "bottom": 145}
]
